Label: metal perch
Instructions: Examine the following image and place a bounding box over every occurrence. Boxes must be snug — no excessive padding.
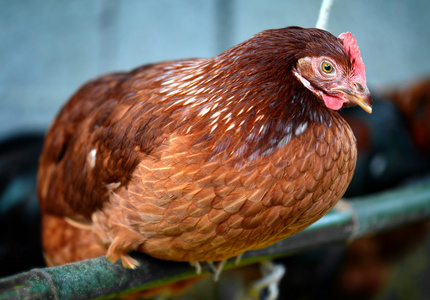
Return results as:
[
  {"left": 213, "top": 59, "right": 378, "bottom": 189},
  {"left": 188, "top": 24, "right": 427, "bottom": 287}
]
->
[{"left": 1, "top": 177, "right": 430, "bottom": 299}]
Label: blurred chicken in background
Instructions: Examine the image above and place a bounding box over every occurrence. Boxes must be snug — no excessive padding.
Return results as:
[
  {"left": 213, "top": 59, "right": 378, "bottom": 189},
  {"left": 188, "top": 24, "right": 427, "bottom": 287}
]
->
[{"left": 341, "top": 78, "right": 430, "bottom": 197}]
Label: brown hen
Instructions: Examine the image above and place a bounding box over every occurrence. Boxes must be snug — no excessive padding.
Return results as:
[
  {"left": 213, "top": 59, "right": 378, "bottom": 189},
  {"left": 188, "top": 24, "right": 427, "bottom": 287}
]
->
[{"left": 38, "top": 27, "right": 371, "bottom": 272}]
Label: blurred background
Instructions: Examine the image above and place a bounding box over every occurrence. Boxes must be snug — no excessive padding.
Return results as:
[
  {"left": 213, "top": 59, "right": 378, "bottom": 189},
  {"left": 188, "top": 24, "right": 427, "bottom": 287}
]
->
[
  {"left": 1, "top": 0, "right": 430, "bottom": 299},
  {"left": 1, "top": 0, "right": 430, "bottom": 134}
]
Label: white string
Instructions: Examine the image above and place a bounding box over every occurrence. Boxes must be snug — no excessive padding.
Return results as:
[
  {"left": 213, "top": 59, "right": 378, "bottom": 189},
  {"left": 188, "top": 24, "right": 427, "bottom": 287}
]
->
[{"left": 316, "top": 0, "right": 334, "bottom": 30}]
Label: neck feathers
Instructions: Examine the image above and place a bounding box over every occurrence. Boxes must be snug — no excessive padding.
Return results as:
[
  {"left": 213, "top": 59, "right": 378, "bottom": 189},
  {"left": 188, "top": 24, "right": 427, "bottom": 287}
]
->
[{"left": 156, "top": 28, "right": 341, "bottom": 163}]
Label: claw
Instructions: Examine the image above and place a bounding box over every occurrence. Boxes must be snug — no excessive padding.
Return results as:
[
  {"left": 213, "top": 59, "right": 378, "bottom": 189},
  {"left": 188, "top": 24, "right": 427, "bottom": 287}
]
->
[
  {"left": 251, "top": 260, "right": 286, "bottom": 300},
  {"left": 189, "top": 261, "right": 202, "bottom": 274},
  {"left": 106, "top": 247, "right": 140, "bottom": 269},
  {"left": 105, "top": 234, "right": 142, "bottom": 269},
  {"left": 207, "top": 260, "right": 227, "bottom": 281},
  {"left": 120, "top": 255, "right": 140, "bottom": 269},
  {"left": 105, "top": 242, "right": 121, "bottom": 264},
  {"left": 235, "top": 253, "right": 244, "bottom": 266}
]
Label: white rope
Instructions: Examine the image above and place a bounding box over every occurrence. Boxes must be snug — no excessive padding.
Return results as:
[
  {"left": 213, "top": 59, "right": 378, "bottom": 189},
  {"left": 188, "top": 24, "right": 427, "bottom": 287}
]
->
[{"left": 316, "top": 0, "right": 334, "bottom": 30}]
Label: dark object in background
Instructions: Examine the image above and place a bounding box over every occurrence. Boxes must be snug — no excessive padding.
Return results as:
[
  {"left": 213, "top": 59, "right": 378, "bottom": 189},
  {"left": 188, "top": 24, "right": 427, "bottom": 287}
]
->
[
  {"left": 389, "top": 77, "right": 430, "bottom": 154},
  {"left": 0, "top": 133, "right": 45, "bottom": 277},
  {"left": 336, "top": 221, "right": 430, "bottom": 300},
  {"left": 341, "top": 80, "right": 430, "bottom": 197}
]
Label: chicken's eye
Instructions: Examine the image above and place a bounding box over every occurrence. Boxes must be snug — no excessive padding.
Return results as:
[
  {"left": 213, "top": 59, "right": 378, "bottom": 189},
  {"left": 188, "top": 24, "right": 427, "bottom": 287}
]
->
[{"left": 321, "top": 61, "right": 334, "bottom": 74}]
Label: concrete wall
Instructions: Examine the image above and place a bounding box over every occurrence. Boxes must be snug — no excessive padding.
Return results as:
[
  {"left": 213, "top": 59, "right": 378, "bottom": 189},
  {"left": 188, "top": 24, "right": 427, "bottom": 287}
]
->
[{"left": 1, "top": 0, "right": 429, "bottom": 136}]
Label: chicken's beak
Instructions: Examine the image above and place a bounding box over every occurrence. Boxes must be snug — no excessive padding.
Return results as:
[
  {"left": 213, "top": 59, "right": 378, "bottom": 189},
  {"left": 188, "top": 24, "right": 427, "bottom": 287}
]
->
[{"left": 331, "top": 84, "right": 373, "bottom": 114}]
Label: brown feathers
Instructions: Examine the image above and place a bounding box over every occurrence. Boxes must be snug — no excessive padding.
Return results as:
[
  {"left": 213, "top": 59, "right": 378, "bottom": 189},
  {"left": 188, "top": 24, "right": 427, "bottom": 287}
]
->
[{"left": 38, "top": 26, "right": 369, "bottom": 268}]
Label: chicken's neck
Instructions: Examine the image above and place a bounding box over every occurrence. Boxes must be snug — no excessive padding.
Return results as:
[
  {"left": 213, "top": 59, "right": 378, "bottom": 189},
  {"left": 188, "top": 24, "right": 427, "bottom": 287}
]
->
[{"left": 159, "top": 58, "right": 339, "bottom": 165}]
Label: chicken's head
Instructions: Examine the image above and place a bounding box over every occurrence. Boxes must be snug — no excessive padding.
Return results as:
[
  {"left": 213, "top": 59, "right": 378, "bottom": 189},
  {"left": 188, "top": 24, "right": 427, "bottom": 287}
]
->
[{"left": 293, "top": 32, "right": 372, "bottom": 113}]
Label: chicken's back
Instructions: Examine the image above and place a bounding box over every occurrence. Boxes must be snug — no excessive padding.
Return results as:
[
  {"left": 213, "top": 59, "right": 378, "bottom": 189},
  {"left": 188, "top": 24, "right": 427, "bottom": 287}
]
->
[{"left": 38, "top": 62, "right": 174, "bottom": 223}]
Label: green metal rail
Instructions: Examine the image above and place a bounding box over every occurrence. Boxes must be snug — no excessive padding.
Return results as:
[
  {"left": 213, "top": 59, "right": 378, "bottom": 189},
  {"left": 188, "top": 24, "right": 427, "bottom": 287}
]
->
[{"left": 1, "top": 178, "right": 430, "bottom": 299}]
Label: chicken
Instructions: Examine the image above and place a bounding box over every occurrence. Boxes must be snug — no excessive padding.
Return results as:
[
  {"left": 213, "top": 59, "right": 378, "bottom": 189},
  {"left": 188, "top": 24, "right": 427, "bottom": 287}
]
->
[
  {"left": 37, "top": 27, "right": 372, "bottom": 273},
  {"left": 389, "top": 78, "right": 430, "bottom": 153}
]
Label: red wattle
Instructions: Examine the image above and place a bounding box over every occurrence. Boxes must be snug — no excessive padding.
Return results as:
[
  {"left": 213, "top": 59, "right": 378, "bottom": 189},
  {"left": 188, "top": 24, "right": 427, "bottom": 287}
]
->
[{"left": 322, "top": 94, "right": 347, "bottom": 111}]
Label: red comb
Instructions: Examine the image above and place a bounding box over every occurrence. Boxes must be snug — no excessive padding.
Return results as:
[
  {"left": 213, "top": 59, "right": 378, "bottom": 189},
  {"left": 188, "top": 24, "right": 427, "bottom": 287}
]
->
[{"left": 338, "top": 32, "right": 366, "bottom": 85}]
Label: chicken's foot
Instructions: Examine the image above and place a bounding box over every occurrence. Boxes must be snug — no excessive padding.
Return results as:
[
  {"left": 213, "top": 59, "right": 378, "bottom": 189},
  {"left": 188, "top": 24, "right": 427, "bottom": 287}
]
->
[
  {"left": 206, "top": 260, "right": 227, "bottom": 281},
  {"left": 104, "top": 227, "right": 146, "bottom": 269},
  {"left": 189, "top": 261, "right": 202, "bottom": 274},
  {"left": 250, "top": 260, "right": 286, "bottom": 300},
  {"left": 235, "top": 253, "right": 244, "bottom": 266}
]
